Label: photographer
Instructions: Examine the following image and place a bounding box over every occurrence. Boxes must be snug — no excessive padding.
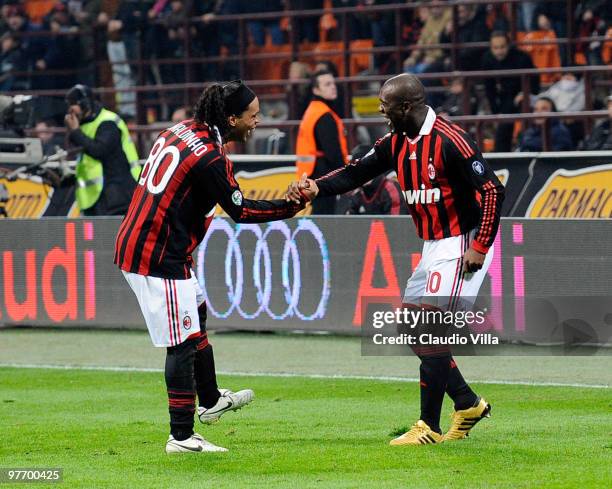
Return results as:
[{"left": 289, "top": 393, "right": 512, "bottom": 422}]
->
[{"left": 64, "top": 84, "right": 141, "bottom": 216}]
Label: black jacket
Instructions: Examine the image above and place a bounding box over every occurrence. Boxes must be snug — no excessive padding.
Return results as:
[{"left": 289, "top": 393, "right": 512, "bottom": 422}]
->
[
  {"left": 482, "top": 47, "right": 540, "bottom": 114},
  {"left": 312, "top": 97, "right": 346, "bottom": 179},
  {"left": 581, "top": 120, "right": 612, "bottom": 151},
  {"left": 440, "top": 10, "right": 490, "bottom": 71}
]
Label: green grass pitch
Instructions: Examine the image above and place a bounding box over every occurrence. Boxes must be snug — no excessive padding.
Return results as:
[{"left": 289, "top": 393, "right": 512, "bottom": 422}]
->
[{"left": 1, "top": 367, "right": 610, "bottom": 488}]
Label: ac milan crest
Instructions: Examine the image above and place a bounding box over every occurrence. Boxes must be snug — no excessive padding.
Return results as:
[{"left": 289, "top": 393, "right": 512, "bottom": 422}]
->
[{"left": 428, "top": 163, "right": 436, "bottom": 180}]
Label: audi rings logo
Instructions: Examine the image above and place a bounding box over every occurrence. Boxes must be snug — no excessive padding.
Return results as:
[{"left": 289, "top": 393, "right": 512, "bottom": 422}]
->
[{"left": 196, "top": 219, "right": 331, "bottom": 321}]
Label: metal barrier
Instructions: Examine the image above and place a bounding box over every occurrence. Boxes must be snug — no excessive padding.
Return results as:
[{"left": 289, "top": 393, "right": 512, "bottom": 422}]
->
[
  {"left": 21, "top": 103, "right": 612, "bottom": 155},
  {"left": 3, "top": 0, "right": 611, "bottom": 127}
]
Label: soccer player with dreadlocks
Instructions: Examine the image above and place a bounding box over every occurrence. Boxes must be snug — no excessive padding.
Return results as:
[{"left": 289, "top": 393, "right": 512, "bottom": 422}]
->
[{"left": 115, "top": 81, "right": 305, "bottom": 453}]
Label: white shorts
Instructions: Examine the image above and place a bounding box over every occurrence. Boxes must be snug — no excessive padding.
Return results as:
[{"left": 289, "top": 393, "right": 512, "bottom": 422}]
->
[
  {"left": 402, "top": 230, "right": 493, "bottom": 312},
  {"left": 122, "top": 270, "right": 204, "bottom": 347}
]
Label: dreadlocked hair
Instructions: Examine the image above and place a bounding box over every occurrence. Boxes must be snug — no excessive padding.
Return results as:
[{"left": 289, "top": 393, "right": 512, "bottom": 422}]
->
[{"left": 193, "top": 81, "right": 243, "bottom": 137}]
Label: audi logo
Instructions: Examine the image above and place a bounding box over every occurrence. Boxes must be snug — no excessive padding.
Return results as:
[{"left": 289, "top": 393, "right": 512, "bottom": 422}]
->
[{"left": 196, "top": 219, "right": 331, "bottom": 321}]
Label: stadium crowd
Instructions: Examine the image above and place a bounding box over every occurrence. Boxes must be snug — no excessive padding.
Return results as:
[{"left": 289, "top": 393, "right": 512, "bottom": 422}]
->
[{"left": 1, "top": 0, "right": 611, "bottom": 156}]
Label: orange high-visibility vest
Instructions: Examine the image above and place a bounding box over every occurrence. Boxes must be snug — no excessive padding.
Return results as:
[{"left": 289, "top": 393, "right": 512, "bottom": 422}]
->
[{"left": 295, "top": 100, "right": 349, "bottom": 177}]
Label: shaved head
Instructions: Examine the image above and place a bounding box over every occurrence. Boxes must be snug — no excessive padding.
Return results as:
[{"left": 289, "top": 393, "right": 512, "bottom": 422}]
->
[
  {"left": 379, "top": 73, "right": 429, "bottom": 136},
  {"left": 381, "top": 73, "right": 426, "bottom": 106}
]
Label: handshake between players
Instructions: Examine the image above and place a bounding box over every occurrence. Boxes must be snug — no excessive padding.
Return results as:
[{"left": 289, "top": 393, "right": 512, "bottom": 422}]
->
[{"left": 286, "top": 172, "right": 319, "bottom": 205}]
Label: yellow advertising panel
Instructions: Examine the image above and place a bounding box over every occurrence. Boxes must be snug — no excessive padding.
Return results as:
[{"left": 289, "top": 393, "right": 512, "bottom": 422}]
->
[
  {"left": 495, "top": 169, "right": 509, "bottom": 186},
  {"left": 0, "top": 177, "right": 53, "bottom": 218},
  {"left": 68, "top": 201, "right": 81, "bottom": 218},
  {"left": 216, "top": 166, "right": 311, "bottom": 216},
  {"left": 527, "top": 164, "right": 612, "bottom": 218},
  {"left": 352, "top": 96, "right": 381, "bottom": 117}
]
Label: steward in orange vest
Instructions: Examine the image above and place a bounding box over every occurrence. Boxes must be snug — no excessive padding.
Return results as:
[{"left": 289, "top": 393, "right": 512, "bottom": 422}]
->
[{"left": 295, "top": 70, "right": 349, "bottom": 214}]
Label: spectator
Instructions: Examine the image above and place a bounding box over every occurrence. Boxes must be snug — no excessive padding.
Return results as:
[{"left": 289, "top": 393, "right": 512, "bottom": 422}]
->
[
  {"left": 5, "top": 5, "right": 46, "bottom": 74},
  {"left": 400, "top": 4, "right": 426, "bottom": 48},
  {"left": 24, "top": 0, "right": 56, "bottom": 24},
  {"left": 106, "top": 21, "right": 137, "bottom": 117},
  {"left": 403, "top": 2, "right": 451, "bottom": 74},
  {"left": 171, "top": 105, "right": 194, "bottom": 123},
  {"left": 436, "top": 78, "right": 476, "bottom": 118},
  {"left": 287, "top": 60, "right": 311, "bottom": 119},
  {"left": 519, "top": 97, "right": 573, "bottom": 152},
  {"left": 332, "top": 0, "right": 370, "bottom": 41},
  {"left": 113, "top": 1, "right": 152, "bottom": 59},
  {"left": 518, "top": 1, "right": 537, "bottom": 31},
  {"left": 481, "top": 31, "right": 540, "bottom": 151},
  {"left": 332, "top": 0, "right": 395, "bottom": 70},
  {"left": 0, "top": 31, "right": 27, "bottom": 91},
  {"left": 198, "top": 0, "right": 245, "bottom": 80},
  {"left": 532, "top": 5, "right": 568, "bottom": 62},
  {"left": 580, "top": 94, "right": 612, "bottom": 150},
  {"left": 145, "top": 0, "right": 176, "bottom": 84},
  {"left": 440, "top": 4, "right": 489, "bottom": 71},
  {"left": 314, "top": 59, "right": 345, "bottom": 117},
  {"left": 344, "top": 144, "right": 408, "bottom": 216},
  {"left": 161, "top": 0, "right": 193, "bottom": 84},
  {"left": 574, "top": 3, "right": 609, "bottom": 65},
  {"left": 295, "top": 69, "right": 349, "bottom": 214},
  {"left": 1, "top": 3, "right": 14, "bottom": 36},
  {"left": 365, "top": 0, "right": 395, "bottom": 51},
  {"left": 539, "top": 73, "right": 586, "bottom": 147},
  {"left": 485, "top": 4, "right": 510, "bottom": 32},
  {"left": 34, "top": 118, "right": 64, "bottom": 156},
  {"left": 65, "top": 2, "right": 112, "bottom": 87},
  {"left": 287, "top": 0, "right": 322, "bottom": 43},
  {"left": 192, "top": 1, "right": 219, "bottom": 80},
  {"left": 538, "top": 73, "right": 585, "bottom": 113},
  {"left": 245, "top": 0, "right": 284, "bottom": 46},
  {"left": 34, "top": 3, "right": 81, "bottom": 90}
]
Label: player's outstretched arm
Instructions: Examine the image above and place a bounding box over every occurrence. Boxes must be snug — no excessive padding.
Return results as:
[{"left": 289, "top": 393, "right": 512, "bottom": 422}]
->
[
  {"left": 315, "top": 136, "right": 393, "bottom": 197},
  {"left": 203, "top": 154, "right": 305, "bottom": 224}
]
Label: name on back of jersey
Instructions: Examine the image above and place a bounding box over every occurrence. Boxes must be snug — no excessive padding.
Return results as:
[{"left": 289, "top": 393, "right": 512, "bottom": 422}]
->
[{"left": 168, "top": 122, "right": 208, "bottom": 157}]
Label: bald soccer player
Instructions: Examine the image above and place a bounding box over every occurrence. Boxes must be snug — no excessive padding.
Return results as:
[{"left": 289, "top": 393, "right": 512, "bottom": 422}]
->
[{"left": 287, "top": 74, "right": 504, "bottom": 445}]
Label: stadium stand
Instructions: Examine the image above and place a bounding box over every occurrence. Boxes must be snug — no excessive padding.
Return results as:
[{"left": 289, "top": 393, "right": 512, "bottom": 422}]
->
[{"left": 0, "top": 0, "right": 609, "bottom": 154}]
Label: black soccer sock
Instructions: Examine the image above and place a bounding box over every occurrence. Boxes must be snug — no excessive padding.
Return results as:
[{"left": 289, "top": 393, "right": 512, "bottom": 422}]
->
[
  {"left": 418, "top": 356, "right": 451, "bottom": 434},
  {"left": 193, "top": 304, "right": 221, "bottom": 409},
  {"left": 194, "top": 337, "right": 221, "bottom": 409},
  {"left": 445, "top": 357, "right": 478, "bottom": 410},
  {"left": 165, "top": 338, "right": 197, "bottom": 441}
]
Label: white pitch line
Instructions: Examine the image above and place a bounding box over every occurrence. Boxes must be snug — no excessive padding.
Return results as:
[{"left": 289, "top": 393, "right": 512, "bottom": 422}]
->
[{"left": 0, "top": 363, "right": 609, "bottom": 389}]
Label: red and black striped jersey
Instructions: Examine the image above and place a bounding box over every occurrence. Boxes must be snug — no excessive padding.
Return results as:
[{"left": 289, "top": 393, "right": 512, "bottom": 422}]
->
[
  {"left": 114, "top": 119, "right": 302, "bottom": 279},
  {"left": 316, "top": 108, "right": 504, "bottom": 253}
]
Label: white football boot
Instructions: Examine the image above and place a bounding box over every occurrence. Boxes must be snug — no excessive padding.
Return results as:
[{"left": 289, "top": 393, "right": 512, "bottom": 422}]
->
[
  {"left": 198, "top": 388, "right": 255, "bottom": 424},
  {"left": 165, "top": 433, "right": 228, "bottom": 453}
]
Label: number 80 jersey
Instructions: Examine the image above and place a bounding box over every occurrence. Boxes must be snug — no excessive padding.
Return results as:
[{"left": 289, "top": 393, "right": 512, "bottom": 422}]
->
[{"left": 114, "top": 119, "right": 301, "bottom": 279}]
